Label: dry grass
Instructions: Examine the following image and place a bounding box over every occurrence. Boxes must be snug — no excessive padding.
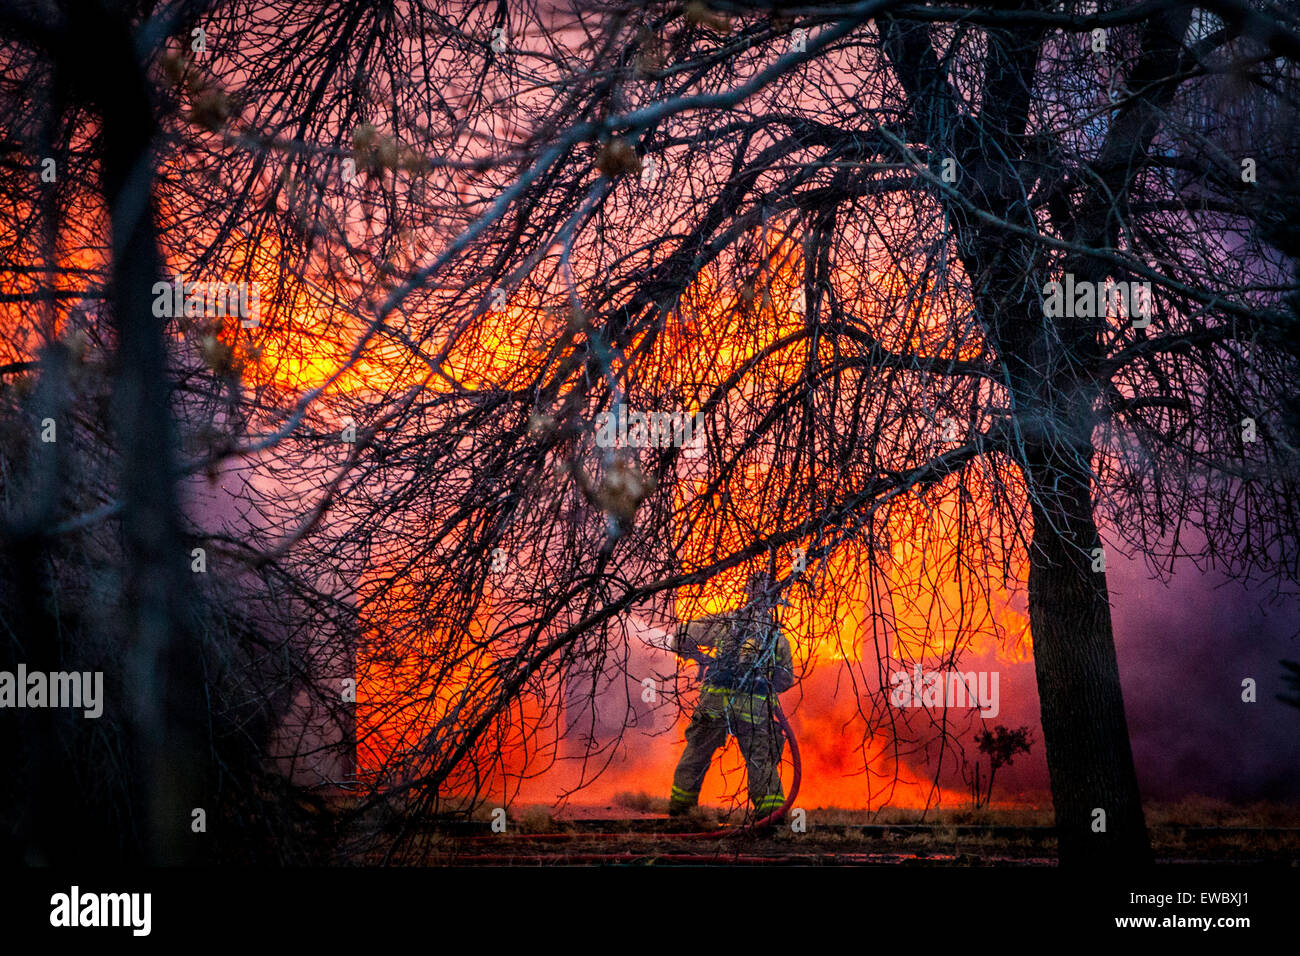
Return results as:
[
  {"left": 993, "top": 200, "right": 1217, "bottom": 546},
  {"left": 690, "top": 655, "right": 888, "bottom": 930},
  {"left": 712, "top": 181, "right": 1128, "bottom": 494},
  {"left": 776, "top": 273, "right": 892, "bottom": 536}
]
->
[
  {"left": 1145, "top": 796, "right": 1300, "bottom": 828},
  {"left": 802, "top": 804, "right": 1054, "bottom": 827},
  {"left": 613, "top": 791, "right": 670, "bottom": 814},
  {"left": 346, "top": 792, "right": 1300, "bottom": 864}
]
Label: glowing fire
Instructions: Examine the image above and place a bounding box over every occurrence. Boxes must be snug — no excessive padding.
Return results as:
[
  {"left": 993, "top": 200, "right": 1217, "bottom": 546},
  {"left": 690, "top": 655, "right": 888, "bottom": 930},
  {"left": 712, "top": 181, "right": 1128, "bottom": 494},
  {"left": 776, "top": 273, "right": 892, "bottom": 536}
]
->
[
  {"left": 0, "top": 172, "right": 1038, "bottom": 814},
  {"left": 349, "top": 238, "right": 1035, "bottom": 811}
]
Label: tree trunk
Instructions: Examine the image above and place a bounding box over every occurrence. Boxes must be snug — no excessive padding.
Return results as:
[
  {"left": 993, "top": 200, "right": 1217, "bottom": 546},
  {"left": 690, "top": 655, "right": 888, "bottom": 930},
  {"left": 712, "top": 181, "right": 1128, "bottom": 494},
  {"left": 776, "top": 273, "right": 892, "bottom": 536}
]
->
[
  {"left": 64, "top": 5, "right": 209, "bottom": 864},
  {"left": 1026, "top": 459, "right": 1151, "bottom": 866}
]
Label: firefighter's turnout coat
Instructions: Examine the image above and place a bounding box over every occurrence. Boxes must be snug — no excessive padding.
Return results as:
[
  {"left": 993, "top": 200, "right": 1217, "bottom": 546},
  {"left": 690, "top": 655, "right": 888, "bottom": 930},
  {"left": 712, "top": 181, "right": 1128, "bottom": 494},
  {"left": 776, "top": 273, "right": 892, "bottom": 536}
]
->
[{"left": 668, "top": 602, "right": 794, "bottom": 816}]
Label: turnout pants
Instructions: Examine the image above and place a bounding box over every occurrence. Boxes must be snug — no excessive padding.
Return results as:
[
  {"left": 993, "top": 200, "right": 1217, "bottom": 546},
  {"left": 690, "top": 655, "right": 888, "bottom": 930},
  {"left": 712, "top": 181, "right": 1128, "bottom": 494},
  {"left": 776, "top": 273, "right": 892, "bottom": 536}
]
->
[{"left": 669, "top": 685, "right": 785, "bottom": 816}]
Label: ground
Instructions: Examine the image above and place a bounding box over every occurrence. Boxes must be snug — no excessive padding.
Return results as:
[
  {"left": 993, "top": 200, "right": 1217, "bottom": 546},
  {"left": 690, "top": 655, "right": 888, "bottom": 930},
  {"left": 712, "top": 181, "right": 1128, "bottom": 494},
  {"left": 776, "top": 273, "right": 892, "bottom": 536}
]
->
[{"left": 346, "top": 793, "right": 1300, "bottom": 865}]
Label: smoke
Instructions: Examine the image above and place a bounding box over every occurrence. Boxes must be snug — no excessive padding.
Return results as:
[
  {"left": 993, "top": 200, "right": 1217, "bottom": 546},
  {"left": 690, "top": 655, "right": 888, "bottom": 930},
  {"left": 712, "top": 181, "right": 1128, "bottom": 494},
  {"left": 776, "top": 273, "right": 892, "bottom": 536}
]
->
[
  {"left": 505, "top": 534, "right": 1300, "bottom": 811},
  {"left": 1107, "top": 541, "right": 1300, "bottom": 802}
]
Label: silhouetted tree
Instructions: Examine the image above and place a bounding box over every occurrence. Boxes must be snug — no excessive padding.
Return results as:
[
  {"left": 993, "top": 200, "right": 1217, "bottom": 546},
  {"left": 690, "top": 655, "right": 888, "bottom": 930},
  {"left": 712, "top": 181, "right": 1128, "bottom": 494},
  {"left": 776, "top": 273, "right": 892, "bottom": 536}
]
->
[{"left": 3, "top": 1, "right": 1299, "bottom": 869}]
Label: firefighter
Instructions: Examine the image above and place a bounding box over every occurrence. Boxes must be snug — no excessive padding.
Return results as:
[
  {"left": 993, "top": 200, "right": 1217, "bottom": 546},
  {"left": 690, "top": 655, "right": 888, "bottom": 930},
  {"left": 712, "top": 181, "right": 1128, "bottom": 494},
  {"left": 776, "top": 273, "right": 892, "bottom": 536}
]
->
[{"left": 668, "top": 570, "right": 795, "bottom": 819}]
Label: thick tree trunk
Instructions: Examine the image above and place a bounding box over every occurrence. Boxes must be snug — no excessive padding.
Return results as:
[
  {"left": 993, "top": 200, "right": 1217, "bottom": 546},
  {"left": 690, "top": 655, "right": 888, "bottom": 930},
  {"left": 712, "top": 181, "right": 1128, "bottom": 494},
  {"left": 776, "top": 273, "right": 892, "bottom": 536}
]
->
[
  {"left": 64, "top": 5, "right": 209, "bottom": 864},
  {"left": 1026, "top": 459, "right": 1151, "bottom": 866},
  {"left": 879, "top": 12, "right": 1156, "bottom": 865}
]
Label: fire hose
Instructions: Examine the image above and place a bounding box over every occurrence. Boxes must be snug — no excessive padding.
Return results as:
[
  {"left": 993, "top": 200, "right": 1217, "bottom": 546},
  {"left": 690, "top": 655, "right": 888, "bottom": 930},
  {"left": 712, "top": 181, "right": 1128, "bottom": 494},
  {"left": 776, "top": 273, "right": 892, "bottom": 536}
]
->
[{"left": 461, "top": 693, "right": 801, "bottom": 843}]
